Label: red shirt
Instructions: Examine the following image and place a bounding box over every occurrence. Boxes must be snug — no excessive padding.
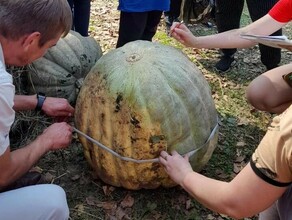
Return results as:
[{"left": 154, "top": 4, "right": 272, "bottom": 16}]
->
[{"left": 269, "top": 0, "right": 292, "bottom": 23}]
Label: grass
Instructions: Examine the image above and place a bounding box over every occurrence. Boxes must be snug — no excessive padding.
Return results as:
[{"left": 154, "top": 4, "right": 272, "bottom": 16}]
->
[{"left": 10, "top": 1, "right": 289, "bottom": 219}]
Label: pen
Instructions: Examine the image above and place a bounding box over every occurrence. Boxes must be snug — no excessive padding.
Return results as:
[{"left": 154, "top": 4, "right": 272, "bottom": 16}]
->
[{"left": 169, "top": 20, "right": 184, "bottom": 37}]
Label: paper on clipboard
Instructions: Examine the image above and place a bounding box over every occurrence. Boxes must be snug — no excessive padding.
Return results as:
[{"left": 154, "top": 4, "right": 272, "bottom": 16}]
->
[{"left": 240, "top": 34, "right": 292, "bottom": 49}]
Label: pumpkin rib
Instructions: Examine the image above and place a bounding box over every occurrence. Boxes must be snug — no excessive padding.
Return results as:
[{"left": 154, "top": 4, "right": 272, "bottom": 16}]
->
[
  {"left": 75, "top": 40, "right": 218, "bottom": 189},
  {"left": 27, "top": 31, "right": 102, "bottom": 104}
]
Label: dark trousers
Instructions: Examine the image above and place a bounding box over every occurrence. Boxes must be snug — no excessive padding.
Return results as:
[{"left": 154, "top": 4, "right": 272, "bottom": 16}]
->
[
  {"left": 165, "top": 0, "right": 183, "bottom": 18},
  {"left": 215, "top": 0, "right": 281, "bottom": 69},
  {"left": 67, "top": 0, "right": 91, "bottom": 36},
  {"left": 116, "top": 11, "right": 163, "bottom": 48}
]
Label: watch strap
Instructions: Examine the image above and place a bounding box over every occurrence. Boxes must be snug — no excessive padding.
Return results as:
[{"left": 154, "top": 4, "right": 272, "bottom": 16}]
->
[{"left": 35, "top": 93, "right": 46, "bottom": 111}]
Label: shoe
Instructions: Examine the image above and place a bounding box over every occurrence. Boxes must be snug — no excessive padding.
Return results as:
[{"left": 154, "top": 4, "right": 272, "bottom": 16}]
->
[
  {"left": 1, "top": 171, "right": 46, "bottom": 192},
  {"left": 215, "top": 55, "right": 235, "bottom": 72},
  {"left": 164, "top": 16, "right": 180, "bottom": 28},
  {"left": 164, "top": 15, "right": 173, "bottom": 27}
]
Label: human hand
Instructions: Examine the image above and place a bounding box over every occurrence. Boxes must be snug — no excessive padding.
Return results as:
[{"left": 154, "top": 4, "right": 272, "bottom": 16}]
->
[
  {"left": 40, "top": 122, "right": 73, "bottom": 151},
  {"left": 42, "top": 97, "right": 74, "bottom": 120},
  {"left": 169, "top": 22, "right": 198, "bottom": 47},
  {"left": 159, "top": 150, "right": 193, "bottom": 185}
]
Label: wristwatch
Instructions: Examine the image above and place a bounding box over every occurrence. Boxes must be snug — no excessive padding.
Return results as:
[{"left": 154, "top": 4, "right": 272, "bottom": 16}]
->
[{"left": 35, "top": 92, "right": 46, "bottom": 111}]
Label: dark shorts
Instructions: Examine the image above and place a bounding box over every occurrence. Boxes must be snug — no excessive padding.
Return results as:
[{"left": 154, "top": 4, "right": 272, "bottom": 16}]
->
[{"left": 259, "top": 185, "right": 292, "bottom": 220}]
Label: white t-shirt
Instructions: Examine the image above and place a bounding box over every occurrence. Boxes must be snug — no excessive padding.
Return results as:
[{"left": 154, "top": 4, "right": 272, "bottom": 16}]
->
[{"left": 0, "top": 43, "right": 15, "bottom": 156}]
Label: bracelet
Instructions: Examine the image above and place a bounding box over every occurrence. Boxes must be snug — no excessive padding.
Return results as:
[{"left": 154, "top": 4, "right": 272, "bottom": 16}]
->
[{"left": 35, "top": 92, "right": 46, "bottom": 111}]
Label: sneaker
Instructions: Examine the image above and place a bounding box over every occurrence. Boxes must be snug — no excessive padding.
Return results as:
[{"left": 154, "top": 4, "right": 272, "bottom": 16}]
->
[
  {"left": 164, "top": 15, "right": 173, "bottom": 27},
  {"left": 215, "top": 55, "right": 236, "bottom": 72},
  {"left": 164, "top": 16, "right": 180, "bottom": 28}
]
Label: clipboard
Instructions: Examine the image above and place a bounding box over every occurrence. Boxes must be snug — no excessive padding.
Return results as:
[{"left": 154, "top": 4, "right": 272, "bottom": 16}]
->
[{"left": 240, "top": 34, "right": 292, "bottom": 49}]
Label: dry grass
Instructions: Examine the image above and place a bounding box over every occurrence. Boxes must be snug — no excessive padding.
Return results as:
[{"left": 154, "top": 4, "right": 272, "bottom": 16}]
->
[{"left": 7, "top": 0, "right": 292, "bottom": 219}]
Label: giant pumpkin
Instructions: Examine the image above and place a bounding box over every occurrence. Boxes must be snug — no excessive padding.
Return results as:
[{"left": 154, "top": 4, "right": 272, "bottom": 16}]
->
[
  {"left": 27, "top": 31, "right": 102, "bottom": 104},
  {"left": 75, "top": 40, "right": 219, "bottom": 190}
]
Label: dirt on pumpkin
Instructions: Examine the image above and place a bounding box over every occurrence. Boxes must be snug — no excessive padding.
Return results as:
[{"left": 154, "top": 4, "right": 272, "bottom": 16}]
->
[{"left": 10, "top": 0, "right": 292, "bottom": 219}]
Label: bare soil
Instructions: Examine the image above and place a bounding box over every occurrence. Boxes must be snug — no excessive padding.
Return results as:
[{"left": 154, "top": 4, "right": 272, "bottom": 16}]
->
[{"left": 11, "top": 0, "right": 292, "bottom": 219}]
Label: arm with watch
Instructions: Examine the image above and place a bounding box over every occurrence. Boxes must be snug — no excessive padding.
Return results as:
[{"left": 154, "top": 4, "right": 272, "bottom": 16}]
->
[
  {"left": 13, "top": 93, "right": 74, "bottom": 117},
  {"left": 0, "top": 93, "right": 75, "bottom": 189}
]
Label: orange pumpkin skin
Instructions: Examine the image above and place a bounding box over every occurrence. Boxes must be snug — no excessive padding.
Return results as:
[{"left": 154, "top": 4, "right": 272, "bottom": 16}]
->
[{"left": 75, "top": 40, "right": 218, "bottom": 190}]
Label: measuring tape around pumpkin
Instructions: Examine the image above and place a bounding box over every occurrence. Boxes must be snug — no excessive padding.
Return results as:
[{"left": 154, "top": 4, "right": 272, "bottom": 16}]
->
[{"left": 72, "top": 122, "right": 219, "bottom": 164}]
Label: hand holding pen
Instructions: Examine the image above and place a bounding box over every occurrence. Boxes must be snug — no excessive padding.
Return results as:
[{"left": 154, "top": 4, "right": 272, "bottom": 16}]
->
[
  {"left": 169, "top": 20, "right": 184, "bottom": 37},
  {"left": 168, "top": 21, "right": 198, "bottom": 48}
]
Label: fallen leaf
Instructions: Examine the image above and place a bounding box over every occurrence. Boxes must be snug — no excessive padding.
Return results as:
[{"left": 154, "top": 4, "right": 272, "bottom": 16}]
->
[
  {"left": 86, "top": 196, "right": 96, "bottom": 206},
  {"left": 102, "top": 201, "right": 117, "bottom": 210},
  {"left": 236, "top": 141, "right": 246, "bottom": 147},
  {"left": 71, "top": 174, "right": 81, "bottom": 181},
  {"left": 207, "top": 214, "right": 215, "bottom": 219},
  {"left": 44, "top": 172, "right": 55, "bottom": 182},
  {"left": 217, "top": 173, "right": 230, "bottom": 179},
  {"left": 233, "top": 163, "right": 243, "bottom": 174},
  {"left": 116, "top": 207, "right": 126, "bottom": 219},
  {"left": 234, "top": 155, "right": 246, "bottom": 163},
  {"left": 103, "top": 185, "right": 116, "bottom": 196},
  {"left": 74, "top": 204, "right": 85, "bottom": 216},
  {"left": 185, "top": 199, "right": 192, "bottom": 210},
  {"left": 120, "top": 194, "right": 135, "bottom": 208}
]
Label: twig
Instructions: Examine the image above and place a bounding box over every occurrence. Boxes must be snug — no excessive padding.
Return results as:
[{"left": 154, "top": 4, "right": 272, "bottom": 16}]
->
[{"left": 51, "top": 172, "right": 68, "bottom": 184}]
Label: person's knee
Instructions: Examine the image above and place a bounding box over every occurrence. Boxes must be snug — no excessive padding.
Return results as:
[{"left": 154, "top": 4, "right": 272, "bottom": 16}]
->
[
  {"left": 0, "top": 184, "right": 70, "bottom": 220},
  {"left": 246, "top": 74, "right": 288, "bottom": 113},
  {"left": 43, "top": 185, "right": 69, "bottom": 220},
  {"left": 246, "top": 80, "right": 268, "bottom": 110},
  {"left": 49, "top": 202, "right": 69, "bottom": 220}
]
